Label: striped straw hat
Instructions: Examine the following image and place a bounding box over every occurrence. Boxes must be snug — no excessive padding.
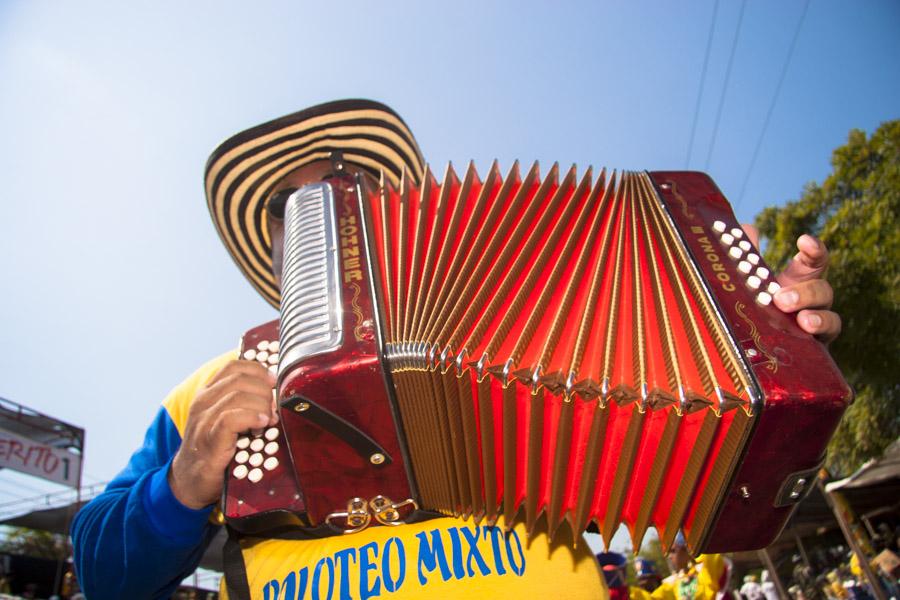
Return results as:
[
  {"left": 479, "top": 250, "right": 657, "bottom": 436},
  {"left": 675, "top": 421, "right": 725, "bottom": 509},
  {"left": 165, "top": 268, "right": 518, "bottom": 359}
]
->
[{"left": 204, "top": 99, "right": 426, "bottom": 308}]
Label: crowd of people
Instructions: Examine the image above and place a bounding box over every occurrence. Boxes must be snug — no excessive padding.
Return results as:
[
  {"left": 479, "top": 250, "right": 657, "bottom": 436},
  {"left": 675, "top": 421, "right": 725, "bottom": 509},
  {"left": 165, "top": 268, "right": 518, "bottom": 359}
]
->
[{"left": 595, "top": 524, "right": 900, "bottom": 600}]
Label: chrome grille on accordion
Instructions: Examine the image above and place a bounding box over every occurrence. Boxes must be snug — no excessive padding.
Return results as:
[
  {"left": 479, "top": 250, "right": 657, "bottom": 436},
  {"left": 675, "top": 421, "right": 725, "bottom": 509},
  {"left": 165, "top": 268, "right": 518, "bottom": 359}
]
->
[{"left": 223, "top": 165, "right": 851, "bottom": 553}]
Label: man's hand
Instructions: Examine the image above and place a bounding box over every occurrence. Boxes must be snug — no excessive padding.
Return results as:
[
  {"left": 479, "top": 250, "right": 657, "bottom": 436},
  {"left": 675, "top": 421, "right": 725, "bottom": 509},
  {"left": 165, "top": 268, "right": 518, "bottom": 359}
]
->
[
  {"left": 169, "top": 360, "right": 278, "bottom": 509},
  {"left": 742, "top": 225, "right": 842, "bottom": 344}
]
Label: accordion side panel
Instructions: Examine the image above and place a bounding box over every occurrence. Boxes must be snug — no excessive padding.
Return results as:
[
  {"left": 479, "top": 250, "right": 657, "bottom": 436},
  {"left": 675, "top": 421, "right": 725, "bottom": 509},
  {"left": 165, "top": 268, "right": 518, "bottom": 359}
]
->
[{"left": 649, "top": 171, "right": 852, "bottom": 552}]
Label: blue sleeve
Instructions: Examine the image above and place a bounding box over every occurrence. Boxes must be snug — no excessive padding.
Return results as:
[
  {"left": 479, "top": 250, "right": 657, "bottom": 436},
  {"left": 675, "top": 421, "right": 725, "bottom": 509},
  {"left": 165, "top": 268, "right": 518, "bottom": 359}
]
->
[{"left": 71, "top": 407, "right": 220, "bottom": 600}]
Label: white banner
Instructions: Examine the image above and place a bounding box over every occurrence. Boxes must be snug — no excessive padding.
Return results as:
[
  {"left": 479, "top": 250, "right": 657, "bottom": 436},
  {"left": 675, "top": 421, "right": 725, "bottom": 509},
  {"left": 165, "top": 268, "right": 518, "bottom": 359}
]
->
[{"left": 0, "top": 426, "right": 81, "bottom": 487}]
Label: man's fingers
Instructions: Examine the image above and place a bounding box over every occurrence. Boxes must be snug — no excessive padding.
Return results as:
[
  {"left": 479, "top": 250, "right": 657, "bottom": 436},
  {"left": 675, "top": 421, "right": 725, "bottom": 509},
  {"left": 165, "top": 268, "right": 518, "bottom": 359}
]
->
[
  {"left": 796, "top": 310, "right": 842, "bottom": 344},
  {"left": 773, "top": 279, "right": 834, "bottom": 312},
  {"left": 778, "top": 234, "right": 829, "bottom": 285},
  {"left": 204, "top": 359, "right": 276, "bottom": 388},
  {"left": 740, "top": 223, "right": 760, "bottom": 249},
  {"left": 193, "top": 363, "right": 276, "bottom": 411},
  {"left": 207, "top": 408, "right": 271, "bottom": 454}
]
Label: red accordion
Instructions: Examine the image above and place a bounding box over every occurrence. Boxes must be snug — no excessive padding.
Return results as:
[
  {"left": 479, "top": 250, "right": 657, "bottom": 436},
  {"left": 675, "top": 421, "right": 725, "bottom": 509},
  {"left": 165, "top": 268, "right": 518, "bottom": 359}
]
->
[{"left": 223, "top": 163, "right": 851, "bottom": 554}]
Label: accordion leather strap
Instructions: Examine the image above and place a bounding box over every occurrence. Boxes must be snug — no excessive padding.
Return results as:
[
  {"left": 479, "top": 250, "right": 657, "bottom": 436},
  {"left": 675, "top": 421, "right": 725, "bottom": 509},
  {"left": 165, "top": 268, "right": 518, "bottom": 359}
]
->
[
  {"left": 282, "top": 395, "right": 394, "bottom": 466},
  {"left": 223, "top": 527, "right": 251, "bottom": 600}
]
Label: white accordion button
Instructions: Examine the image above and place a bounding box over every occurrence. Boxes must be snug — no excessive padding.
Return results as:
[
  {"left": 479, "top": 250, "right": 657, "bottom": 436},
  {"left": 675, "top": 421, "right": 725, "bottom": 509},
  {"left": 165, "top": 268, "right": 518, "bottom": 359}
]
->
[
  {"left": 264, "top": 457, "right": 279, "bottom": 471},
  {"left": 256, "top": 340, "right": 270, "bottom": 352},
  {"left": 720, "top": 232, "right": 735, "bottom": 245},
  {"left": 264, "top": 441, "right": 279, "bottom": 455},
  {"left": 731, "top": 227, "right": 744, "bottom": 239},
  {"left": 248, "top": 468, "right": 263, "bottom": 483},
  {"left": 728, "top": 246, "right": 743, "bottom": 260},
  {"left": 269, "top": 340, "right": 280, "bottom": 353},
  {"left": 242, "top": 349, "right": 257, "bottom": 361},
  {"left": 264, "top": 427, "right": 279, "bottom": 441},
  {"left": 267, "top": 353, "right": 279, "bottom": 365},
  {"left": 713, "top": 220, "right": 727, "bottom": 233},
  {"left": 256, "top": 350, "right": 269, "bottom": 363},
  {"left": 768, "top": 281, "right": 781, "bottom": 294},
  {"left": 235, "top": 450, "right": 249, "bottom": 464},
  {"left": 250, "top": 438, "right": 265, "bottom": 452},
  {"left": 738, "top": 261, "right": 752, "bottom": 274},
  {"left": 747, "top": 253, "right": 760, "bottom": 265},
  {"left": 739, "top": 240, "right": 752, "bottom": 252},
  {"left": 236, "top": 437, "right": 250, "bottom": 450},
  {"left": 747, "top": 275, "right": 762, "bottom": 290},
  {"left": 249, "top": 453, "right": 263, "bottom": 467},
  {"left": 757, "top": 291, "right": 773, "bottom": 306},
  {"left": 756, "top": 266, "right": 770, "bottom": 280},
  {"left": 233, "top": 465, "right": 249, "bottom": 480},
  {"left": 269, "top": 365, "right": 277, "bottom": 375}
]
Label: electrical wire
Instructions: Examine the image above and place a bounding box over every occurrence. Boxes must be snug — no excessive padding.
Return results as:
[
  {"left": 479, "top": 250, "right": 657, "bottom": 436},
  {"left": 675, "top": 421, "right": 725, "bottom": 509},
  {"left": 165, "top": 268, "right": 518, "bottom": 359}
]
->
[
  {"left": 735, "top": 0, "right": 811, "bottom": 211},
  {"left": 704, "top": 0, "right": 748, "bottom": 171},
  {"left": 685, "top": 0, "right": 721, "bottom": 168}
]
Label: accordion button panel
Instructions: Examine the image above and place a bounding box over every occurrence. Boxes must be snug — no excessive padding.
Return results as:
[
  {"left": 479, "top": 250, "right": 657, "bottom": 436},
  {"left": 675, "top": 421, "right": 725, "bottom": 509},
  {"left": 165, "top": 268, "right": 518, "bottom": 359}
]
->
[
  {"left": 256, "top": 340, "right": 270, "bottom": 352},
  {"left": 747, "top": 275, "right": 762, "bottom": 290},
  {"left": 756, "top": 266, "right": 770, "bottom": 280},
  {"left": 249, "top": 453, "right": 263, "bottom": 468},
  {"left": 713, "top": 220, "right": 727, "bottom": 232},
  {"left": 236, "top": 436, "right": 250, "bottom": 450},
  {"left": 248, "top": 468, "right": 263, "bottom": 483},
  {"left": 263, "top": 457, "right": 279, "bottom": 471},
  {"left": 256, "top": 351, "right": 269, "bottom": 363},
  {"left": 731, "top": 227, "right": 745, "bottom": 239},
  {"left": 720, "top": 232, "right": 735, "bottom": 245},
  {"left": 242, "top": 349, "right": 257, "bottom": 361},
  {"left": 264, "top": 427, "right": 279, "bottom": 441},
  {"left": 747, "top": 252, "right": 761, "bottom": 265},
  {"left": 739, "top": 240, "right": 752, "bottom": 252},
  {"left": 249, "top": 438, "right": 264, "bottom": 452},
  {"left": 233, "top": 465, "right": 248, "bottom": 480},
  {"left": 267, "top": 353, "right": 279, "bottom": 365},
  {"left": 738, "top": 260, "right": 752, "bottom": 274},
  {"left": 757, "top": 291, "right": 773, "bottom": 306},
  {"left": 768, "top": 281, "right": 781, "bottom": 294},
  {"left": 728, "top": 246, "right": 743, "bottom": 260},
  {"left": 264, "top": 441, "right": 279, "bottom": 455},
  {"left": 235, "top": 450, "right": 249, "bottom": 464}
]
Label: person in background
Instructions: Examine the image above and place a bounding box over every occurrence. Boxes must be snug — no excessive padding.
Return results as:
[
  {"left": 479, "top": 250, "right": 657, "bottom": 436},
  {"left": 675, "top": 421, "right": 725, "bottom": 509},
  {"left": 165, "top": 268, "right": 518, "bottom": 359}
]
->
[
  {"left": 759, "top": 570, "right": 778, "bottom": 600},
  {"left": 739, "top": 574, "right": 763, "bottom": 600},
  {"left": 596, "top": 552, "right": 653, "bottom": 600},
  {"left": 635, "top": 558, "right": 663, "bottom": 593},
  {"left": 652, "top": 533, "right": 733, "bottom": 600}
]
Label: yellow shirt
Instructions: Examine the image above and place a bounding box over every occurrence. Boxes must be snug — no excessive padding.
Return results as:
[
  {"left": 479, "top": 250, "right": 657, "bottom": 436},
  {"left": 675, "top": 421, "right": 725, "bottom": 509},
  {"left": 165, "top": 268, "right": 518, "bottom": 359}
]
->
[
  {"left": 650, "top": 555, "right": 727, "bottom": 600},
  {"left": 164, "top": 352, "right": 607, "bottom": 600}
]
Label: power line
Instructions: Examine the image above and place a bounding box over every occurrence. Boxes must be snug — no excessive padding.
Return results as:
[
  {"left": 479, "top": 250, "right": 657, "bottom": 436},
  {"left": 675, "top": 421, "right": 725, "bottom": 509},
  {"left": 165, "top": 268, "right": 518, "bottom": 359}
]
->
[
  {"left": 685, "top": 0, "right": 721, "bottom": 168},
  {"left": 704, "top": 0, "right": 748, "bottom": 171},
  {"left": 735, "top": 0, "right": 811, "bottom": 211}
]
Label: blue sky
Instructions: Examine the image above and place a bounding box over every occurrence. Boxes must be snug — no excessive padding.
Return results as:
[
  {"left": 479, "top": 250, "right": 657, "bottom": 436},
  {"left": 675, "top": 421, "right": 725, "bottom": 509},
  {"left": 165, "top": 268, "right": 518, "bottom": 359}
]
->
[{"left": 0, "top": 0, "right": 897, "bottom": 555}]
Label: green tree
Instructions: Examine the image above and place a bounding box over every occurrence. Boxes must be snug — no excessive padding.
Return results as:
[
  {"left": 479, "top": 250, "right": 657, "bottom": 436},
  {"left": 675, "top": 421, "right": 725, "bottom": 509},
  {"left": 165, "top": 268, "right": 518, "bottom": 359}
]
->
[
  {"left": 0, "top": 527, "right": 68, "bottom": 559},
  {"left": 755, "top": 120, "right": 900, "bottom": 476}
]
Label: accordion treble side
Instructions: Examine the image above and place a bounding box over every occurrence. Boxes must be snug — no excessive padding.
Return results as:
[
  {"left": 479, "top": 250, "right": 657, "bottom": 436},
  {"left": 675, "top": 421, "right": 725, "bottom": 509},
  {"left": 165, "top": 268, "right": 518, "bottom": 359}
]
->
[{"left": 223, "top": 165, "right": 851, "bottom": 554}]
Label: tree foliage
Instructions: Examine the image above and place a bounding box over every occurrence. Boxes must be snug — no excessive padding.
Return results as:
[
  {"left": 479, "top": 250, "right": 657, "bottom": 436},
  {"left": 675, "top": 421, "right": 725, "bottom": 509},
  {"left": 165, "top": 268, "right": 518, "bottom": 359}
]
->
[
  {"left": 755, "top": 120, "right": 900, "bottom": 476},
  {"left": 0, "top": 527, "right": 68, "bottom": 560}
]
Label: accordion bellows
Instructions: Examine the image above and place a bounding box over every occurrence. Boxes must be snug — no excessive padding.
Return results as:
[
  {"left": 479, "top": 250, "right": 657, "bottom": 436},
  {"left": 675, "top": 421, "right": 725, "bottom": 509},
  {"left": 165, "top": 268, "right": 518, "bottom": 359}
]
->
[
  {"left": 224, "top": 162, "right": 850, "bottom": 554},
  {"left": 371, "top": 162, "right": 754, "bottom": 549}
]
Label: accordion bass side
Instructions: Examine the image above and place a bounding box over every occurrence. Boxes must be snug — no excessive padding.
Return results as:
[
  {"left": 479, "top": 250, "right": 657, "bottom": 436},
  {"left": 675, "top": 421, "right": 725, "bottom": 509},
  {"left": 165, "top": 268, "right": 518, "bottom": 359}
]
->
[{"left": 223, "top": 163, "right": 851, "bottom": 554}]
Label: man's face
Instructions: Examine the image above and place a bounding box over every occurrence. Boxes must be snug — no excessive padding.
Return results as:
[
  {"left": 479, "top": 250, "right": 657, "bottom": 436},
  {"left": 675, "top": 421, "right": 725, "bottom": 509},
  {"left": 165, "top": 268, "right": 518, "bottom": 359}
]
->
[
  {"left": 667, "top": 544, "right": 691, "bottom": 572},
  {"left": 266, "top": 160, "right": 375, "bottom": 289}
]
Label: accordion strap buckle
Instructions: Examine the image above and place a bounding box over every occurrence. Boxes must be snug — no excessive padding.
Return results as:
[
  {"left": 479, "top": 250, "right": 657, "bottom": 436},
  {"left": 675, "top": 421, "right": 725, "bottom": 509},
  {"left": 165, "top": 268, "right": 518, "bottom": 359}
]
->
[
  {"left": 370, "top": 495, "right": 419, "bottom": 526},
  {"left": 326, "top": 495, "right": 420, "bottom": 534},
  {"left": 325, "top": 497, "right": 371, "bottom": 535}
]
